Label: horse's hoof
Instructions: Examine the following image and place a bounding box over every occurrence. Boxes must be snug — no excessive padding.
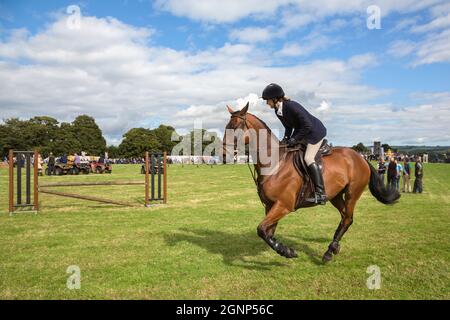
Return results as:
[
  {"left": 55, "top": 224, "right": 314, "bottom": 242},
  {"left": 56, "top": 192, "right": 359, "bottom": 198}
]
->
[
  {"left": 322, "top": 251, "right": 333, "bottom": 263},
  {"left": 284, "top": 248, "right": 298, "bottom": 258},
  {"left": 331, "top": 243, "right": 340, "bottom": 255}
]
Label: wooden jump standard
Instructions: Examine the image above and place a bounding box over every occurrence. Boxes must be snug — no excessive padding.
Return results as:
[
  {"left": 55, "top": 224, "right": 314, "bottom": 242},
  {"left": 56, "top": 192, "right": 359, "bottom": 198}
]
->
[{"left": 8, "top": 150, "right": 39, "bottom": 215}]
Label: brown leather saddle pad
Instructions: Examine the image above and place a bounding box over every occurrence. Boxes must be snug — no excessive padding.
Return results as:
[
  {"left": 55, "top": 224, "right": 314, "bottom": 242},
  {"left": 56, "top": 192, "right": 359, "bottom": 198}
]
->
[{"left": 288, "top": 139, "right": 333, "bottom": 209}]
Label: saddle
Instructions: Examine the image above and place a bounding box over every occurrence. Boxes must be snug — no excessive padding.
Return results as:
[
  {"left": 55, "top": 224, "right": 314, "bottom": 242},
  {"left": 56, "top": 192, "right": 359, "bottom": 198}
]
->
[{"left": 288, "top": 139, "right": 333, "bottom": 209}]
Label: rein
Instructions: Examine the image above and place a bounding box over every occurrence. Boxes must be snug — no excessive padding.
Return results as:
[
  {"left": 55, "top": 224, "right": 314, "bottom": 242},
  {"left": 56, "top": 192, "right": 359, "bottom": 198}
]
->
[{"left": 226, "top": 114, "right": 259, "bottom": 187}]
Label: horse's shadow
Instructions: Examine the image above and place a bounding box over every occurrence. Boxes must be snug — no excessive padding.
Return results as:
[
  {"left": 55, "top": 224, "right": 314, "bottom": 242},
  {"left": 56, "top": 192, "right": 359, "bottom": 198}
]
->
[{"left": 164, "top": 228, "right": 324, "bottom": 270}]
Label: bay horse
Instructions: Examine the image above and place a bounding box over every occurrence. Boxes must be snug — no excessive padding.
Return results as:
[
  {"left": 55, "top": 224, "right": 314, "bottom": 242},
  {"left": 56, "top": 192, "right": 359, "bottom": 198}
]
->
[{"left": 223, "top": 103, "right": 400, "bottom": 263}]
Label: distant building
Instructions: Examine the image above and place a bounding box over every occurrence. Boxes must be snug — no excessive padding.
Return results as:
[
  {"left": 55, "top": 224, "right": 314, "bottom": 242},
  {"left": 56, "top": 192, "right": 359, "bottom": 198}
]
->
[{"left": 373, "top": 141, "right": 384, "bottom": 160}]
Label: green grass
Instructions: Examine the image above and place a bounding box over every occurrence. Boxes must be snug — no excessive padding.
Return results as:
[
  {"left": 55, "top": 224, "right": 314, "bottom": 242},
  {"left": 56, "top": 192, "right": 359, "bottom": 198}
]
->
[{"left": 0, "top": 162, "right": 449, "bottom": 299}]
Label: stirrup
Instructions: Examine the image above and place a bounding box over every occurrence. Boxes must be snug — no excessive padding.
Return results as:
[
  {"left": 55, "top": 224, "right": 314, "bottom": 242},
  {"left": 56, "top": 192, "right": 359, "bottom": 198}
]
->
[{"left": 305, "top": 193, "right": 327, "bottom": 205}]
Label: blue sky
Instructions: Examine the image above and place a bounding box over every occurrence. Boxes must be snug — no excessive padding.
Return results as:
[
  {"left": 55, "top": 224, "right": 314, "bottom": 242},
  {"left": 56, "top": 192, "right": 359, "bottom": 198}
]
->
[{"left": 1, "top": 0, "right": 450, "bottom": 146}]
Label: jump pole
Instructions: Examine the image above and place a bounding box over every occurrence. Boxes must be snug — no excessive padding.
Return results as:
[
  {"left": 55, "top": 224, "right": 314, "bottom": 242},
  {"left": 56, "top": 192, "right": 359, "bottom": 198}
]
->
[
  {"left": 40, "top": 181, "right": 145, "bottom": 187},
  {"left": 39, "top": 189, "right": 139, "bottom": 207}
]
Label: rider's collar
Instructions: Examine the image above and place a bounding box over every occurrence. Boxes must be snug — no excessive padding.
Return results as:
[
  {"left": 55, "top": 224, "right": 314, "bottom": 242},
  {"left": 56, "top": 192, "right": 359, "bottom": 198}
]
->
[{"left": 276, "top": 101, "right": 283, "bottom": 116}]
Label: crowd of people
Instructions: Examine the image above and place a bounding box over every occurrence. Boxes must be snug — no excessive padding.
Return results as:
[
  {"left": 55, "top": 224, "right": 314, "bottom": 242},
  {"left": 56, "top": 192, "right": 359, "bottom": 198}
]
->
[{"left": 377, "top": 156, "right": 424, "bottom": 193}]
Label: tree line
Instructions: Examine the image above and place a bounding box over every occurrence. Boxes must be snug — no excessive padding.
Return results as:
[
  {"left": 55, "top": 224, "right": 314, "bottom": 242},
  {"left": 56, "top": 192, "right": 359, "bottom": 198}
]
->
[
  {"left": 0, "top": 115, "right": 220, "bottom": 159},
  {"left": 351, "top": 142, "right": 394, "bottom": 153}
]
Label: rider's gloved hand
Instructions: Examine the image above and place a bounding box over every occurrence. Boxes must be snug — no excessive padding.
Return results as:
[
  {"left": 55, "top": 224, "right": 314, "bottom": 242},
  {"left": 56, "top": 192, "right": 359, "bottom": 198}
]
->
[{"left": 287, "top": 138, "right": 297, "bottom": 147}]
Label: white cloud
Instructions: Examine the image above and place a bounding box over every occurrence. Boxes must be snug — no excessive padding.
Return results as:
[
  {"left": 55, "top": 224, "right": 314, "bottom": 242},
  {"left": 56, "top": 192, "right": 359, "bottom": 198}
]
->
[
  {"left": 348, "top": 53, "right": 378, "bottom": 68},
  {"left": 387, "top": 3, "right": 450, "bottom": 65},
  {"left": 153, "top": 0, "right": 284, "bottom": 23},
  {"left": 154, "top": 0, "right": 442, "bottom": 24},
  {"left": 278, "top": 43, "right": 303, "bottom": 57},
  {"left": 229, "top": 27, "right": 274, "bottom": 43},
  {"left": 0, "top": 14, "right": 447, "bottom": 146},
  {"left": 389, "top": 17, "right": 419, "bottom": 33},
  {"left": 429, "top": 2, "right": 450, "bottom": 18},
  {"left": 387, "top": 40, "right": 417, "bottom": 58},
  {"left": 319, "top": 97, "right": 450, "bottom": 145},
  {"left": 316, "top": 100, "right": 331, "bottom": 112},
  {"left": 414, "top": 28, "right": 450, "bottom": 65},
  {"left": 411, "top": 12, "right": 450, "bottom": 33},
  {"left": 278, "top": 34, "right": 334, "bottom": 57}
]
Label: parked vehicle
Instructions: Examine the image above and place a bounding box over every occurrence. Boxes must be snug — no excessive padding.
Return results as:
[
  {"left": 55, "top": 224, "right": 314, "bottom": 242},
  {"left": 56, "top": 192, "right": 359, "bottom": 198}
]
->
[
  {"left": 90, "top": 161, "right": 112, "bottom": 174},
  {"left": 45, "top": 162, "right": 90, "bottom": 175}
]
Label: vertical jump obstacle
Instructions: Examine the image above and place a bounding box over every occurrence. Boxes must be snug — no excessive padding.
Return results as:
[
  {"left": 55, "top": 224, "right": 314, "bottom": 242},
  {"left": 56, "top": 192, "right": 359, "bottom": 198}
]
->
[
  {"left": 145, "top": 151, "right": 167, "bottom": 207},
  {"left": 37, "top": 152, "right": 167, "bottom": 208},
  {"left": 8, "top": 150, "right": 39, "bottom": 215}
]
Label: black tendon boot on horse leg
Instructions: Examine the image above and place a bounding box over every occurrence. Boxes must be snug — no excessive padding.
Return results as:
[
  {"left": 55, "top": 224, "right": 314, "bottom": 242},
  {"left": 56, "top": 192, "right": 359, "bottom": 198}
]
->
[{"left": 306, "top": 162, "right": 327, "bottom": 205}]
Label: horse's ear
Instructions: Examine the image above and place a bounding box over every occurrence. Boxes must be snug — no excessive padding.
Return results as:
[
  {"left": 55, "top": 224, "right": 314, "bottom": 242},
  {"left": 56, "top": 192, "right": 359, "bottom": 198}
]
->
[
  {"left": 226, "top": 105, "right": 234, "bottom": 114},
  {"left": 240, "top": 102, "right": 249, "bottom": 115}
]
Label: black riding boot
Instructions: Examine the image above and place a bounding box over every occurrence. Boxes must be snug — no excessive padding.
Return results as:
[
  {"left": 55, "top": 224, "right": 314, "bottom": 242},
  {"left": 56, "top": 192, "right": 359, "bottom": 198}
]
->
[{"left": 306, "top": 162, "right": 327, "bottom": 205}]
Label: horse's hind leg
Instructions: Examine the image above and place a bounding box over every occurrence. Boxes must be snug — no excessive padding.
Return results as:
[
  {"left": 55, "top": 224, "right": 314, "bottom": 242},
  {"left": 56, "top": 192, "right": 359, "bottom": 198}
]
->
[
  {"left": 257, "top": 201, "right": 297, "bottom": 258},
  {"left": 323, "top": 191, "right": 357, "bottom": 263}
]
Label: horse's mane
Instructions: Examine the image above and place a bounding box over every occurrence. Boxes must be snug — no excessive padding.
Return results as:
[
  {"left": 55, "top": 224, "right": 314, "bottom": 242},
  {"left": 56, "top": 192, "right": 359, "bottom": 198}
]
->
[
  {"left": 247, "top": 113, "right": 272, "bottom": 135},
  {"left": 246, "top": 112, "right": 289, "bottom": 160}
]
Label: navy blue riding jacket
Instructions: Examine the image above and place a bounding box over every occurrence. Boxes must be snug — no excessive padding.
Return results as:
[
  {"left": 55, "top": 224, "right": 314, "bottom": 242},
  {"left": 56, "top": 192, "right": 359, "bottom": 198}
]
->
[{"left": 275, "top": 100, "right": 327, "bottom": 144}]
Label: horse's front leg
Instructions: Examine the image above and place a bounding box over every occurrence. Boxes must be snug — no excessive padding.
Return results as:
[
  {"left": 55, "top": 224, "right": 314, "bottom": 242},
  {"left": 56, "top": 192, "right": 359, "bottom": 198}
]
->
[{"left": 257, "top": 201, "right": 296, "bottom": 258}]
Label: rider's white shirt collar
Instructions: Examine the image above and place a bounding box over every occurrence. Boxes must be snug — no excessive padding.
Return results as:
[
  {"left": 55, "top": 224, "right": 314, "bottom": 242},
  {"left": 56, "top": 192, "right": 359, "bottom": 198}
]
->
[{"left": 276, "top": 101, "right": 283, "bottom": 116}]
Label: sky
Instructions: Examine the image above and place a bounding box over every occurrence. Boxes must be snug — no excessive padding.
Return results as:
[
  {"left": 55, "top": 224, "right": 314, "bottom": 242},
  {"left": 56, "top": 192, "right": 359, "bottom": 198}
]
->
[{"left": 0, "top": 0, "right": 450, "bottom": 146}]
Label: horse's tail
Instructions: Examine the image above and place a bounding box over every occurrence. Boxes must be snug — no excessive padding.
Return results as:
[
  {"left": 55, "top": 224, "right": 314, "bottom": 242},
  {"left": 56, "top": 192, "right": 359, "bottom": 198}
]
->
[{"left": 366, "top": 161, "right": 400, "bottom": 205}]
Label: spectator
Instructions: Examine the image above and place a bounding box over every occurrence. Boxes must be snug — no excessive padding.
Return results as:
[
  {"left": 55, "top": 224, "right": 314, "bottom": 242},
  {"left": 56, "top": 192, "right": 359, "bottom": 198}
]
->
[
  {"left": 387, "top": 157, "right": 397, "bottom": 189},
  {"left": 377, "top": 159, "right": 386, "bottom": 185},
  {"left": 18, "top": 154, "right": 25, "bottom": 168},
  {"left": 37, "top": 154, "right": 44, "bottom": 176},
  {"left": 395, "top": 159, "right": 403, "bottom": 192},
  {"left": 48, "top": 152, "right": 55, "bottom": 175},
  {"left": 60, "top": 154, "right": 67, "bottom": 164},
  {"left": 74, "top": 153, "right": 81, "bottom": 167},
  {"left": 413, "top": 157, "right": 424, "bottom": 193},
  {"left": 402, "top": 158, "right": 412, "bottom": 193}
]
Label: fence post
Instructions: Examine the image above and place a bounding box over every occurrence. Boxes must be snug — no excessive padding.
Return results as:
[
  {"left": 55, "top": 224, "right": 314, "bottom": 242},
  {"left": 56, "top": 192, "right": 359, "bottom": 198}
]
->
[
  {"left": 9, "top": 150, "right": 14, "bottom": 215},
  {"left": 26, "top": 153, "right": 31, "bottom": 205},
  {"left": 163, "top": 152, "right": 167, "bottom": 204},
  {"left": 34, "top": 151, "right": 39, "bottom": 212},
  {"left": 145, "top": 151, "right": 150, "bottom": 207}
]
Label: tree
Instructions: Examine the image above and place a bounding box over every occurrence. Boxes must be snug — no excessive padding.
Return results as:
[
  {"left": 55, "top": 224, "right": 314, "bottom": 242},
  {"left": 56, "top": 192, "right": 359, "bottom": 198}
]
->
[
  {"left": 352, "top": 142, "right": 368, "bottom": 153},
  {"left": 51, "top": 122, "right": 82, "bottom": 156},
  {"left": 106, "top": 145, "right": 121, "bottom": 158},
  {"left": 119, "top": 128, "right": 161, "bottom": 158},
  {"left": 0, "top": 115, "right": 108, "bottom": 158},
  {"left": 28, "top": 116, "right": 59, "bottom": 156},
  {"left": 0, "top": 118, "right": 30, "bottom": 156},
  {"left": 71, "top": 115, "right": 106, "bottom": 155},
  {"left": 381, "top": 143, "right": 397, "bottom": 153},
  {"left": 151, "top": 125, "right": 177, "bottom": 153}
]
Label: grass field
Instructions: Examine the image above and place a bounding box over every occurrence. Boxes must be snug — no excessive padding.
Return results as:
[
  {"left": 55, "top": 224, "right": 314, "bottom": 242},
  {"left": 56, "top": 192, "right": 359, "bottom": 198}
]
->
[{"left": 0, "top": 162, "right": 449, "bottom": 299}]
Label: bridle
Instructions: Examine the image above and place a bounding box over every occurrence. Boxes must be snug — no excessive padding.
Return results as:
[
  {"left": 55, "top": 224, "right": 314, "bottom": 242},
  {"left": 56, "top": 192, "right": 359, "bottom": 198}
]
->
[
  {"left": 230, "top": 114, "right": 249, "bottom": 129},
  {"left": 223, "top": 113, "right": 249, "bottom": 148},
  {"left": 223, "top": 113, "right": 258, "bottom": 187}
]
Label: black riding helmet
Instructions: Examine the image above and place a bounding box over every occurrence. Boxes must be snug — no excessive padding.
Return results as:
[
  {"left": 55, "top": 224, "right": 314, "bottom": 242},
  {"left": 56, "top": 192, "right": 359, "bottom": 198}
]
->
[{"left": 262, "top": 83, "right": 285, "bottom": 100}]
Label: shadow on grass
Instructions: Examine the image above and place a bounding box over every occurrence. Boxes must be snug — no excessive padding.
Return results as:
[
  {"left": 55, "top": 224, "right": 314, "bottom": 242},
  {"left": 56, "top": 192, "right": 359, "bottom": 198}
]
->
[
  {"left": 164, "top": 228, "right": 324, "bottom": 270},
  {"left": 288, "top": 235, "right": 330, "bottom": 244}
]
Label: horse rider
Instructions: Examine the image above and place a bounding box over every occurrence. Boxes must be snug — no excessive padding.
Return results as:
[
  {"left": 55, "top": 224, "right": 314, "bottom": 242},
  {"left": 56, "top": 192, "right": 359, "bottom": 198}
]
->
[{"left": 261, "top": 83, "right": 328, "bottom": 205}]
